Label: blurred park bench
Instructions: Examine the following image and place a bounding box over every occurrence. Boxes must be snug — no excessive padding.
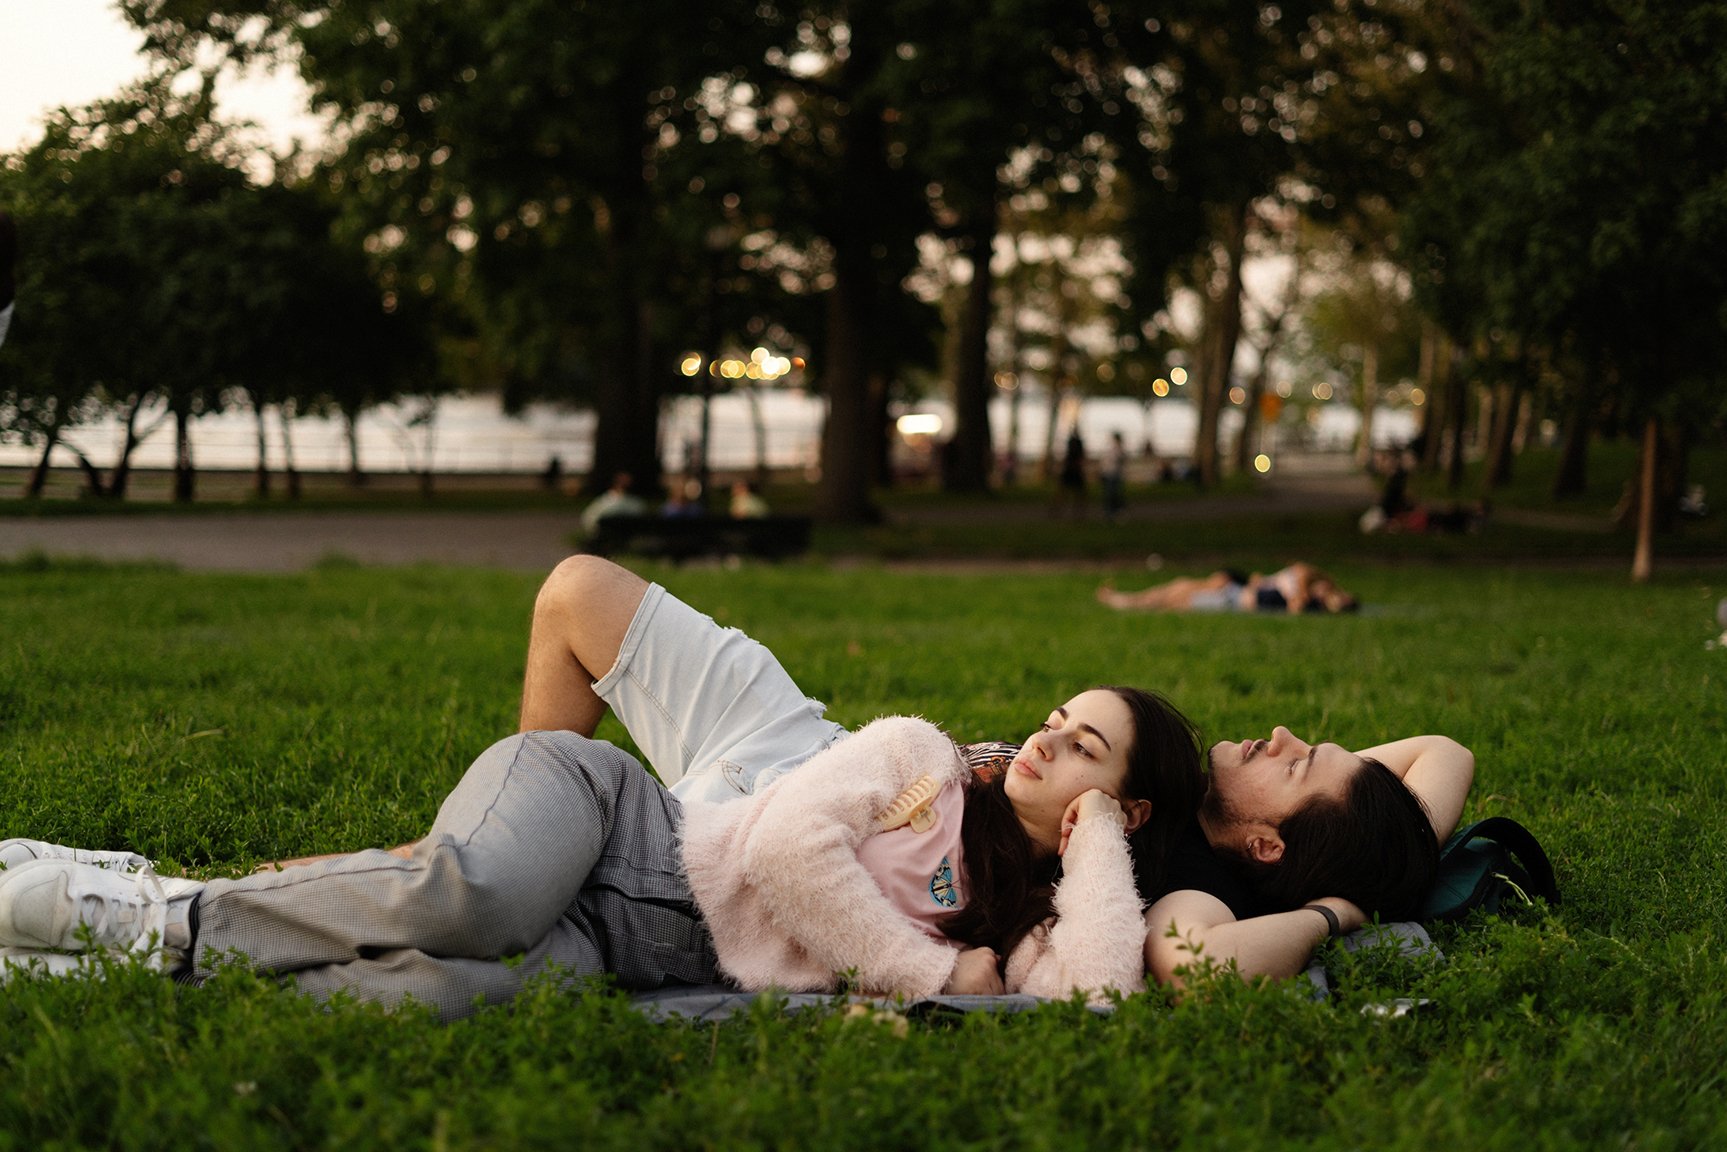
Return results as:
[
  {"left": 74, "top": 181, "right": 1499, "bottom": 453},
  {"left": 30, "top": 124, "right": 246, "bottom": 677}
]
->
[{"left": 584, "top": 514, "right": 813, "bottom": 563}]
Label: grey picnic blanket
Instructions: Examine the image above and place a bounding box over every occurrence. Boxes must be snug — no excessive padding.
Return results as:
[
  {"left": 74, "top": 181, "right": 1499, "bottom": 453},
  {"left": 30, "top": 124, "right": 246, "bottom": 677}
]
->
[{"left": 630, "top": 921, "right": 1439, "bottom": 1021}]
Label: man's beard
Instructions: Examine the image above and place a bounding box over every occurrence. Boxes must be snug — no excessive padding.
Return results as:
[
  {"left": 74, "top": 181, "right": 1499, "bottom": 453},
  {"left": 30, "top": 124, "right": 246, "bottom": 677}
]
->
[
  {"left": 1199, "top": 747, "right": 1249, "bottom": 832},
  {"left": 1199, "top": 779, "right": 1239, "bottom": 830}
]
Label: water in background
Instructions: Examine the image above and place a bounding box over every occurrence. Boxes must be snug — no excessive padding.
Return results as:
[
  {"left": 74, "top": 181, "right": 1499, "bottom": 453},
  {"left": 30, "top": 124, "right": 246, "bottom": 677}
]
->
[{"left": 0, "top": 391, "right": 1416, "bottom": 475}]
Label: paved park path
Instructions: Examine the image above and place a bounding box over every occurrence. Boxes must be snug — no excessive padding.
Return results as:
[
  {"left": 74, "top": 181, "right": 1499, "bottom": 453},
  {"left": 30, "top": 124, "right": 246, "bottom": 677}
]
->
[
  {"left": 0, "top": 464, "right": 1380, "bottom": 573},
  {"left": 0, "top": 510, "right": 585, "bottom": 572}
]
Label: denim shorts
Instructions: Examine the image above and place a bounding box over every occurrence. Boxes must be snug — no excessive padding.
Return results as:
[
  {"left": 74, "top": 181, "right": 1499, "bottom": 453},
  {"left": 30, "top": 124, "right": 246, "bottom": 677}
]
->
[
  {"left": 592, "top": 583, "right": 848, "bottom": 804},
  {"left": 1187, "top": 582, "right": 1245, "bottom": 612}
]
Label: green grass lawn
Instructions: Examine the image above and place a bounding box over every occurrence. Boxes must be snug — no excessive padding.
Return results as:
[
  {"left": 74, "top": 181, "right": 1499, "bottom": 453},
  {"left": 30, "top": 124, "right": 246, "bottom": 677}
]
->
[{"left": 1, "top": 558, "right": 1724, "bottom": 1149}]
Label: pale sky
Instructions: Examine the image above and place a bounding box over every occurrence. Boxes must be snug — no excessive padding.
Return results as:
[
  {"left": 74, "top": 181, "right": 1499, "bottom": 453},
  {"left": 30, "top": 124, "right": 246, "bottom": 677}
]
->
[{"left": 0, "top": 0, "right": 322, "bottom": 155}]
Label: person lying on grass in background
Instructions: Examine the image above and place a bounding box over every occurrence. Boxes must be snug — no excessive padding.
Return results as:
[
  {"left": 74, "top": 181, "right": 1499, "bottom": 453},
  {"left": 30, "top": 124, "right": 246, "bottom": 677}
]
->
[
  {"left": 1098, "top": 562, "right": 1359, "bottom": 615},
  {"left": 0, "top": 561, "right": 1206, "bottom": 1016},
  {"left": 0, "top": 557, "right": 1467, "bottom": 1005}
]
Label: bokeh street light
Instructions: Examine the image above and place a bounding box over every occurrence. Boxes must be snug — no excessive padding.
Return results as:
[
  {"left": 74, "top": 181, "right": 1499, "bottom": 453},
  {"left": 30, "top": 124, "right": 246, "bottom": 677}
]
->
[{"left": 677, "top": 345, "right": 804, "bottom": 497}]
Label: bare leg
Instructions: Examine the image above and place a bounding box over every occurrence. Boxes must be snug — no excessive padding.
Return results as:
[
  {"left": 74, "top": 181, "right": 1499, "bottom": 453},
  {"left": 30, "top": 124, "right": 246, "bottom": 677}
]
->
[
  {"left": 1097, "top": 572, "right": 1229, "bottom": 612},
  {"left": 259, "top": 558, "right": 649, "bottom": 874},
  {"left": 519, "top": 556, "right": 650, "bottom": 734}
]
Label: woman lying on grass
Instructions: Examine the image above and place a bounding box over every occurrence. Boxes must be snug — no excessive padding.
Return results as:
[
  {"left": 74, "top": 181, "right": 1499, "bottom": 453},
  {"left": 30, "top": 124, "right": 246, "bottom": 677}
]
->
[
  {"left": 0, "top": 561, "right": 1205, "bottom": 1018},
  {"left": 1098, "top": 562, "right": 1359, "bottom": 615}
]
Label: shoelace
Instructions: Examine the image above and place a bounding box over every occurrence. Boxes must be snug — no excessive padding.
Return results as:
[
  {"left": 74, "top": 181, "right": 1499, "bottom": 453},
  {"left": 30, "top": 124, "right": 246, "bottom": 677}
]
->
[
  {"left": 72, "top": 863, "right": 166, "bottom": 955},
  {"left": 129, "top": 865, "right": 168, "bottom": 957}
]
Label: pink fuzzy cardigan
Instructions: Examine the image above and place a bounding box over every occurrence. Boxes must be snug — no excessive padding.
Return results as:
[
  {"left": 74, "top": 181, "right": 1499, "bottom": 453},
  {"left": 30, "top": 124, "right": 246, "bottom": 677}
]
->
[{"left": 678, "top": 716, "right": 1148, "bottom": 1002}]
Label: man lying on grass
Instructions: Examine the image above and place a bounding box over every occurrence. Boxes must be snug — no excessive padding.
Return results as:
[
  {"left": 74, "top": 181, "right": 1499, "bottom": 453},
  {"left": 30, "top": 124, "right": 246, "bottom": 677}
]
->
[{"left": 0, "top": 557, "right": 1470, "bottom": 1011}]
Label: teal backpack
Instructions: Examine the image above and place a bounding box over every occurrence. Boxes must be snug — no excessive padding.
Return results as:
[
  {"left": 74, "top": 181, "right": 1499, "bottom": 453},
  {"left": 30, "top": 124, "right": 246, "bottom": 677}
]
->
[{"left": 1417, "top": 816, "right": 1560, "bottom": 923}]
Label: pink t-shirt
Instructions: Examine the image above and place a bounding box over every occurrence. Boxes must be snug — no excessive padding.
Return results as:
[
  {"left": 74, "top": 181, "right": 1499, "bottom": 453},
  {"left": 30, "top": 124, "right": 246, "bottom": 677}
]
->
[{"left": 854, "top": 778, "right": 968, "bottom": 939}]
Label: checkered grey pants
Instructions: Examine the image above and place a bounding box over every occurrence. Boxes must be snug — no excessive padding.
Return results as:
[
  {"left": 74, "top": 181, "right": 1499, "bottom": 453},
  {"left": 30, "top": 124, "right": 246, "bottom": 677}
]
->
[{"left": 191, "top": 731, "right": 718, "bottom": 1020}]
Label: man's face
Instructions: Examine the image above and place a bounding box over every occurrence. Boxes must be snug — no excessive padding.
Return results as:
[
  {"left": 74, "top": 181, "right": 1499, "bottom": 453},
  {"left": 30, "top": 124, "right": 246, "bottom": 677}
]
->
[{"left": 1205, "top": 726, "right": 1363, "bottom": 833}]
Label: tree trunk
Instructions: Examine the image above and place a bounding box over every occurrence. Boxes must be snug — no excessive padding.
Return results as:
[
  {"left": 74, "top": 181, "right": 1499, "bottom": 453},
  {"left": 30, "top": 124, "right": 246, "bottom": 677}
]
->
[
  {"left": 416, "top": 402, "right": 438, "bottom": 500},
  {"left": 108, "top": 396, "right": 151, "bottom": 501},
  {"left": 586, "top": 199, "right": 662, "bottom": 497},
  {"left": 867, "top": 368, "right": 892, "bottom": 490},
  {"left": 743, "top": 384, "right": 769, "bottom": 486},
  {"left": 1483, "top": 377, "right": 1524, "bottom": 490},
  {"left": 1355, "top": 344, "right": 1379, "bottom": 467},
  {"left": 1631, "top": 415, "right": 1657, "bottom": 583},
  {"left": 1193, "top": 203, "right": 1248, "bottom": 488},
  {"left": 252, "top": 397, "right": 271, "bottom": 499},
  {"left": 1551, "top": 369, "right": 1594, "bottom": 499},
  {"left": 1657, "top": 419, "right": 1688, "bottom": 534},
  {"left": 814, "top": 22, "right": 891, "bottom": 523},
  {"left": 1001, "top": 277, "right": 1023, "bottom": 486},
  {"left": 1512, "top": 388, "right": 1534, "bottom": 453},
  {"left": 1234, "top": 358, "right": 1267, "bottom": 474},
  {"left": 1475, "top": 378, "right": 1495, "bottom": 457},
  {"left": 279, "top": 404, "right": 302, "bottom": 501},
  {"left": 173, "top": 404, "right": 195, "bottom": 504},
  {"left": 1415, "top": 323, "right": 1441, "bottom": 469},
  {"left": 1597, "top": 387, "right": 1624, "bottom": 441},
  {"left": 343, "top": 406, "right": 366, "bottom": 486},
  {"left": 69, "top": 446, "right": 106, "bottom": 498},
  {"left": 1235, "top": 243, "right": 1301, "bottom": 476},
  {"left": 1042, "top": 306, "right": 1073, "bottom": 481},
  {"left": 944, "top": 205, "right": 997, "bottom": 494},
  {"left": 817, "top": 256, "right": 879, "bottom": 521},
  {"left": 24, "top": 426, "right": 61, "bottom": 498},
  {"left": 1043, "top": 381, "right": 1064, "bottom": 482},
  {"left": 585, "top": 47, "right": 664, "bottom": 499},
  {"left": 1445, "top": 350, "right": 1468, "bottom": 491}
]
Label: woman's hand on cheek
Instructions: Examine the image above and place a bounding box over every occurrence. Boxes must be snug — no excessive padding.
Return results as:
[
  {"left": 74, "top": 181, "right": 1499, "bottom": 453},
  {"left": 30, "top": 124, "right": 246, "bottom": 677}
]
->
[
  {"left": 942, "top": 947, "right": 1004, "bottom": 995},
  {"left": 1059, "top": 789, "right": 1124, "bottom": 856}
]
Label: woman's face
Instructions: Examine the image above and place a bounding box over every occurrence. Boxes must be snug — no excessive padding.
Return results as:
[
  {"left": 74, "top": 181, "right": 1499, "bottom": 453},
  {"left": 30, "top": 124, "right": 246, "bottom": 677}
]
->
[{"left": 1004, "top": 689, "right": 1135, "bottom": 852}]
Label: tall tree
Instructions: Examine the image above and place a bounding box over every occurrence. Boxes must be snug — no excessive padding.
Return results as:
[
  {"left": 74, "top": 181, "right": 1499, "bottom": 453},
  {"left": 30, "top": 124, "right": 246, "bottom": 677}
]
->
[
  {"left": 1404, "top": 0, "right": 1727, "bottom": 579},
  {"left": 888, "top": 0, "right": 1127, "bottom": 493},
  {"left": 1299, "top": 248, "right": 1421, "bottom": 462},
  {"left": 1109, "top": 0, "right": 1341, "bottom": 486},
  {"left": 223, "top": 175, "right": 436, "bottom": 497},
  {"left": 0, "top": 78, "right": 249, "bottom": 500},
  {"left": 129, "top": 0, "right": 774, "bottom": 495},
  {"left": 722, "top": 5, "right": 938, "bottom": 520}
]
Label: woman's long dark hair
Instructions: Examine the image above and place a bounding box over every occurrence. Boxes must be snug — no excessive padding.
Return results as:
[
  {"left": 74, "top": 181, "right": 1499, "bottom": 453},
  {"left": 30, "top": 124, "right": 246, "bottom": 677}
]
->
[
  {"left": 940, "top": 773, "right": 1061, "bottom": 952},
  {"left": 941, "top": 687, "right": 1205, "bottom": 953}
]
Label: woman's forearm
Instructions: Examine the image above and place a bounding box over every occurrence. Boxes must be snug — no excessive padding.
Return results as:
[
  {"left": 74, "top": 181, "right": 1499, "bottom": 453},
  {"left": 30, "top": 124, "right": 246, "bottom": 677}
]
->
[{"left": 1006, "top": 810, "right": 1144, "bottom": 1000}]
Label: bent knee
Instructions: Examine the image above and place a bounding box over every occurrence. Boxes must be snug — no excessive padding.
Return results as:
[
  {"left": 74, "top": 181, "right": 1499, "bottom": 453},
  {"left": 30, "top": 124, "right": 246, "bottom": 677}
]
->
[
  {"left": 536, "top": 555, "right": 621, "bottom": 612},
  {"left": 535, "top": 555, "right": 647, "bottom": 622}
]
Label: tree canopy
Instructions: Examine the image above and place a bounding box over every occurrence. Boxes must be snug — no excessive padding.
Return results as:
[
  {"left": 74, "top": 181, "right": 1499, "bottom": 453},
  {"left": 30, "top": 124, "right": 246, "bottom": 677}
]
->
[{"left": 0, "top": 0, "right": 1718, "bottom": 564}]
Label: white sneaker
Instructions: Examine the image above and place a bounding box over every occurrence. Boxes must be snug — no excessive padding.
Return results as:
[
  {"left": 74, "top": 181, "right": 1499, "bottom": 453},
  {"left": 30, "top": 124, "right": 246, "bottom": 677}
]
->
[
  {"left": 0, "top": 860, "right": 201, "bottom": 964},
  {"left": 0, "top": 947, "right": 95, "bottom": 983},
  {"left": 0, "top": 838, "right": 151, "bottom": 874}
]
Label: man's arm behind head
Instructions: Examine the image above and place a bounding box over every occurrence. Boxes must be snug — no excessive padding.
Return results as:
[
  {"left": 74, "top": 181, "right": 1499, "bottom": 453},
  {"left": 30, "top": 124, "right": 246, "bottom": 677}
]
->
[{"left": 1354, "top": 735, "right": 1476, "bottom": 842}]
